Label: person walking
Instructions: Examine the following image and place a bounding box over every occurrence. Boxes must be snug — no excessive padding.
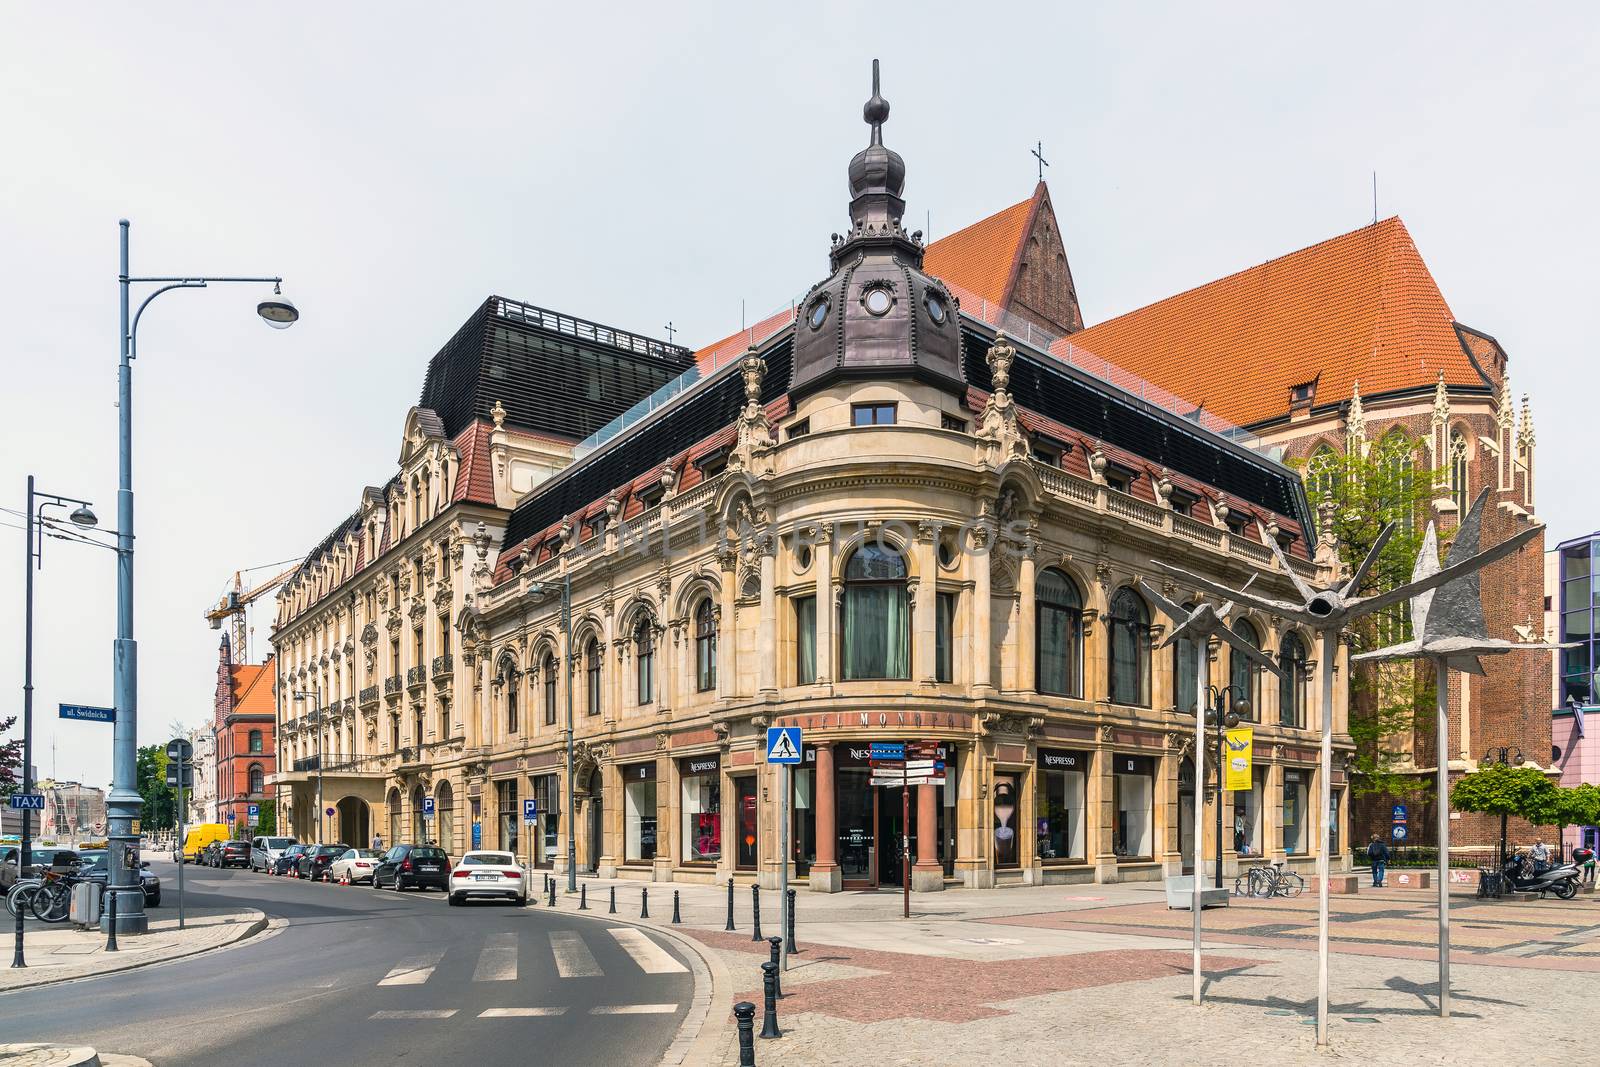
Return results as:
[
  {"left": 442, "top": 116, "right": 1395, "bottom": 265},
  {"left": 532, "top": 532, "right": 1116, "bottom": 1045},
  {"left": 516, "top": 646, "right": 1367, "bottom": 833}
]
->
[
  {"left": 1366, "top": 834, "right": 1390, "bottom": 888},
  {"left": 371, "top": 831, "right": 384, "bottom": 853}
]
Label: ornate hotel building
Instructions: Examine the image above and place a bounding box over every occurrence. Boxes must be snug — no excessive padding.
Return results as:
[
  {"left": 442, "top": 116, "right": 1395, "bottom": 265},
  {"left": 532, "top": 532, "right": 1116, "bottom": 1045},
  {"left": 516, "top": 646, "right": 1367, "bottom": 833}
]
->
[{"left": 271, "top": 76, "right": 1353, "bottom": 889}]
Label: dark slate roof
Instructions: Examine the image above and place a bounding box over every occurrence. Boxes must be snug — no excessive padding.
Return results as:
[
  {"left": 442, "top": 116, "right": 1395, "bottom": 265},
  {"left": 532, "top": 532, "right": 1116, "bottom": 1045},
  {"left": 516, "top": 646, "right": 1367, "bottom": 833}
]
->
[
  {"left": 418, "top": 295, "right": 696, "bottom": 441},
  {"left": 960, "top": 324, "right": 1315, "bottom": 541},
  {"left": 501, "top": 340, "right": 794, "bottom": 550},
  {"left": 292, "top": 509, "right": 361, "bottom": 582}
]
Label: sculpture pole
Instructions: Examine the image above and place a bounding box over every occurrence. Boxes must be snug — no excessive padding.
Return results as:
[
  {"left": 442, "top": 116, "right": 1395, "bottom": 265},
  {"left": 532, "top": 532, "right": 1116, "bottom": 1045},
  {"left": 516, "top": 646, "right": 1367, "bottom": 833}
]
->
[
  {"left": 1315, "top": 627, "right": 1336, "bottom": 1045},
  {"left": 1435, "top": 660, "right": 1450, "bottom": 1017},
  {"left": 1192, "top": 638, "right": 1206, "bottom": 1005}
]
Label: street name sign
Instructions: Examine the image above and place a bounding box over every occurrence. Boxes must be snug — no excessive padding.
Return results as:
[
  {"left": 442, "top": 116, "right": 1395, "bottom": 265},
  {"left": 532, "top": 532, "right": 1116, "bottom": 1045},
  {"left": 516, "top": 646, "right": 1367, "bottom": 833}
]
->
[
  {"left": 60, "top": 704, "right": 115, "bottom": 723},
  {"left": 868, "top": 742, "right": 905, "bottom": 761},
  {"left": 766, "top": 726, "right": 803, "bottom": 765},
  {"left": 8, "top": 793, "right": 44, "bottom": 811}
]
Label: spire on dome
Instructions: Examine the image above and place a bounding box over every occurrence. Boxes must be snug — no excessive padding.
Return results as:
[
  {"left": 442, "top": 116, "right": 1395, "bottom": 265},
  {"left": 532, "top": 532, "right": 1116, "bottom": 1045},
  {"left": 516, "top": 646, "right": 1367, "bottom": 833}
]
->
[{"left": 841, "top": 59, "right": 909, "bottom": 255}]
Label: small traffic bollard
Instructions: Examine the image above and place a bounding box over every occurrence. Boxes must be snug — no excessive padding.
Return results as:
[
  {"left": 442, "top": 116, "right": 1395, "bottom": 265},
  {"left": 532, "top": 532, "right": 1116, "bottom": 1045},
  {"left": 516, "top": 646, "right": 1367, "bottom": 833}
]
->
[
  {"left": 105, "top": 888, "right": 118, "bottom": 952},
  {"left": 725, "top": 877, "right": 736, "bottom": 932},
  {"left": 609, "top": 885, "right": 617, "bottom": 914},
  {"left": 548, "top": 879, "right": 556, "bottom": 907},
  {"left": 672, "top": 890, "right": 682, "bottom": 924},
  {"left": 750, "top": 883, "right": 762, "bottom": 942},
  {"left": 640, "top": 887, "right": 650, "bottom": 919},
  {"left": 578, "top": 883, "right": 588, "bottom": 910},
  {"left": 733, "top": 1001, "right": 757, "bottom": 1065},
  {"left": 759, "top": 962, "right": 782, "bottom": 1038},
  {"left": 766, "top": 936, "right": 783, "bottom": 997},
  {"left": 786, "top": 888, "right": 798, "bottom": 954}
]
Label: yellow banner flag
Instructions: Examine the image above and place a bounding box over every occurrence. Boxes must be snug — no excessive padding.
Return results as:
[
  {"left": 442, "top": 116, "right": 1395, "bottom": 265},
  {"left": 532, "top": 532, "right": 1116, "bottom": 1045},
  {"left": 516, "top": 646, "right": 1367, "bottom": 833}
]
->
[{"left": 1223, "top": 727, "right": 1253, "bottom": 792}]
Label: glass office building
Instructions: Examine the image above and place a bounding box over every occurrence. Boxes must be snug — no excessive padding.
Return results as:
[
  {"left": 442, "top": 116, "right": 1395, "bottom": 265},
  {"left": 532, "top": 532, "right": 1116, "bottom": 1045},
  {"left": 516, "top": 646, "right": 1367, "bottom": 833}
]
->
[{"left": 1558, "top": 533, "right": 1600, "bottom": 705}]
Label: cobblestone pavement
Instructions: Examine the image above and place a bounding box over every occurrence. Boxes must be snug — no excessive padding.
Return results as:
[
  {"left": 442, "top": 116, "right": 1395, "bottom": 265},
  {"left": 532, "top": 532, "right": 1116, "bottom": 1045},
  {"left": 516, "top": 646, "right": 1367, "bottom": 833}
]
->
[{"left": 0, "top": 908, "right": 269, "bottom": 992}]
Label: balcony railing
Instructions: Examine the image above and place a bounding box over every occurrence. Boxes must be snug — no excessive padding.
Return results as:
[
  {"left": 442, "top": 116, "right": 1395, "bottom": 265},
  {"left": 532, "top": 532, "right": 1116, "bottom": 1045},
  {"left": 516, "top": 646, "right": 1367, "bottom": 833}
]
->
[
  {"left": 431, "top": 655, "right": 452, "bottom": 680},
  {"left": 292, "top": 755, "right": 322, "bottom": 773},
  {"left": 406, "top": 665, "right": 427, "bottom": 691},
  {"left": 384, "top": 674, "right": 403, "bottom": 697},
  {"left": 359, "top": 685, "right": 379, "bottom": 708}
]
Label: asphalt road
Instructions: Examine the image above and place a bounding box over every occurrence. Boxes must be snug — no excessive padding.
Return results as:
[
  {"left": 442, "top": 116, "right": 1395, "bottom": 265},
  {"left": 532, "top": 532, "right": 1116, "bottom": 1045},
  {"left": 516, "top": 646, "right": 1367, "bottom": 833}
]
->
[{"left": 3, "top": 859, "right": 696, "bottom": 1066}]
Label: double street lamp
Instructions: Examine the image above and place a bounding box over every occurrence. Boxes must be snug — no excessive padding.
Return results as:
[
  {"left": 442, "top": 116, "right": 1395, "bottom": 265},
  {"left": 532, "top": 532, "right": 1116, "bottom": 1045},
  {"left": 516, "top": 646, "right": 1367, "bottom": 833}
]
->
[
  {"left": 104, "top": 220, "right": 297, "bottom": 934},
  {"left": 1482, "top": 745, "right": 1524, "bottom": 868},
  {"left": 1201, "top": 684, "right": 1250, "bottom": 889}
]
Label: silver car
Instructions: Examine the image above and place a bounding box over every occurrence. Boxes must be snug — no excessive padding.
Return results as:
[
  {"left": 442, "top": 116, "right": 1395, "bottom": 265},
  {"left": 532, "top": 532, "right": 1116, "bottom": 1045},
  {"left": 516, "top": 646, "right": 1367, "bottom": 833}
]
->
[{"left": 249, "top": 836, "right": 297, "bottom": 873}]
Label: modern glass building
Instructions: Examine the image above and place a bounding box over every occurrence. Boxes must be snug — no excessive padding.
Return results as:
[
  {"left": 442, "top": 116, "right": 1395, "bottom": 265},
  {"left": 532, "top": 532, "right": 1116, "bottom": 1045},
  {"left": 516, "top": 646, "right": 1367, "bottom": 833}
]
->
[{"left": 1557, "top": 532, "right": 1600, "bottom": 706}]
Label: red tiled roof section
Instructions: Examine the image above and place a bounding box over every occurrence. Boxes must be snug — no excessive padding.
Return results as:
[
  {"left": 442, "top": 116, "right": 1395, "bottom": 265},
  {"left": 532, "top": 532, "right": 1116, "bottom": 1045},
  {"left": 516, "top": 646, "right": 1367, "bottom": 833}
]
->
[
  {"left": 452, "top": 420, "right": 497, "bottom": 506},
  {"left": 693, "top": 308, "right": 796, "bottom": 373},
  {"left": 229, "top": 657, "right": 275, "bottom": 717},
  {"left": 923, "top": 193, "right": 1035, "bottom": 307},
  {"left": 1068, "top": 217, "right": 1484, "bottom": 427}
]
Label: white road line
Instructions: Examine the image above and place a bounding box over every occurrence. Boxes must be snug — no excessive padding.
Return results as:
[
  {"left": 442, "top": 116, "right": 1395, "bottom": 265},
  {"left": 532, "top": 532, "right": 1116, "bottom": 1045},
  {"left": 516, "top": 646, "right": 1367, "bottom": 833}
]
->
[
  {"left": 377, "top": 950, "right": 446, "bottom": 986},
  {"left": 473, "top": 932, "right": 519, "bottom": 982},
  {"left": 478, "top": 1007, "right": 568, "bottom": 1018},
  {"left": 608, "top": 928, "right": 689, "bottom": 974},
  {"left": 369, "top": 1009, "right": 457, "bottom": 1019},
  {"left": 550, "top": 931, "right": 603, "bottom": 978},
  {"left": 589, "top": 1004, "right": 679, "bottom": 1015}
]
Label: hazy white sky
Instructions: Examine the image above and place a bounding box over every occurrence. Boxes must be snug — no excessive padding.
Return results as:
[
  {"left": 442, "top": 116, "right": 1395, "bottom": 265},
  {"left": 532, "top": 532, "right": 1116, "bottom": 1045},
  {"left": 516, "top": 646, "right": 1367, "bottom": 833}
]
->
[{"left": 2, "top": 3, "right": 1595, "bottom": 790}]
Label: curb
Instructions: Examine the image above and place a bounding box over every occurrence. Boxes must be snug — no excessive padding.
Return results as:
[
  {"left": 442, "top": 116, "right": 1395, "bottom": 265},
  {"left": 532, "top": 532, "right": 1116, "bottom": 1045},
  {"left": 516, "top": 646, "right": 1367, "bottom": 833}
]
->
[
  {"left": 535, "top": 896, "right": 734, "bottom": 1066},
  {"left": 0, "top": 1044, "right": 152, "bottom": 1067},
  {"left": 0, "top": 912, "right": 271, "bottom": 996}
]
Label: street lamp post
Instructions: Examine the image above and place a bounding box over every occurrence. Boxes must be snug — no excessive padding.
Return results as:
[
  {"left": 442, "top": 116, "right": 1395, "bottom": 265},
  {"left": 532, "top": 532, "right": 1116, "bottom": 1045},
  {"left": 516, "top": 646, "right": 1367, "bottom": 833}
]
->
[
  {"left": 1202, "top": 684, "right": 1247, "bottom": 890},
  {"left": 1481, "top": 745, "right": 1524, "bottom": 868},
  {"left": 293, "top": 692, "right": 324, "bottom": 844},
  {"left": 109, "top": 219, "right": 296, "bottom": 933},
  {"left": 14, "top": 477, "right": 98, "bottom": 968},
  {"left": 532, "top": 573, "right": 576, "bottom": 892}
]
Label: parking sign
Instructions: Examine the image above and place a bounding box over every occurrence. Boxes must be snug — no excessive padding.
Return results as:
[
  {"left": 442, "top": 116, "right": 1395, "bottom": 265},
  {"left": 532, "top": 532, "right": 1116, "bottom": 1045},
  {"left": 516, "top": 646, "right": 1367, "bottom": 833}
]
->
[
  {"left": 422, "top": 796, "right": 435, "bottom": 817},
  {"left": 523, "top": 799, "right": 538, "bottom": 824}
]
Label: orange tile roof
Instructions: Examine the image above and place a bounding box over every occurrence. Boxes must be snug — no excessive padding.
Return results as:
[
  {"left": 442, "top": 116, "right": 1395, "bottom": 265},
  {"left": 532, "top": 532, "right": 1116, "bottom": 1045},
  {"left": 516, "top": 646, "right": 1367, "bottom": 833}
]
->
[
  {"left": 230, "top": 658, "right": 275, "bottom": 717},
  {"left": 922, "top": 188, "right": 1038, "bottom": 307},
  {"left": 1067, "top": 217, "right": 1484, "bottom": 427}
]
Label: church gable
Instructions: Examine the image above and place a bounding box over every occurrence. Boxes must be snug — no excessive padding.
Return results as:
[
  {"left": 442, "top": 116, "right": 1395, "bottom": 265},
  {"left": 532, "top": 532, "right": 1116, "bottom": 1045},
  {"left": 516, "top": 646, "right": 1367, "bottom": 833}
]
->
[{"left": 1004, "top": 184, "right": 1082, "bottom": 335}]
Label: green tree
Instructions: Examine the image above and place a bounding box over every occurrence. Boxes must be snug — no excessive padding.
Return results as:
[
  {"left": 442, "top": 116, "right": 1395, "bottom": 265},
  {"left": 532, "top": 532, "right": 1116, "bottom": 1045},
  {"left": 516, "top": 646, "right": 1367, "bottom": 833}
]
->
[
  {"left": 1450, "top": 763, "right": 1558, "bottom": 864},
  {"left": 1526, "top": 783, "right": 1600, "bottom": 863},
  {"left": 253, "top": 798, "right": 277, "bottom": 835},
  {"left": 1297, "top": 435, "right": 1444, "bottom": 799},
  {"left": 0, "top": 715, "right": 23, "bottom": 796},
  {"left": 135, "top": 744, "right": 178, "bottom": 831}
]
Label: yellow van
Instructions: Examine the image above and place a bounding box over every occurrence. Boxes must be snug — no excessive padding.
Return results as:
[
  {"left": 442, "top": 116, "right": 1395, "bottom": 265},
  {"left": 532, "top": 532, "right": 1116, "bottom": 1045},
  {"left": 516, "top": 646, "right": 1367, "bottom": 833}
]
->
[{"left": 177, "top": 824, "right": 229, "bottom": 863}]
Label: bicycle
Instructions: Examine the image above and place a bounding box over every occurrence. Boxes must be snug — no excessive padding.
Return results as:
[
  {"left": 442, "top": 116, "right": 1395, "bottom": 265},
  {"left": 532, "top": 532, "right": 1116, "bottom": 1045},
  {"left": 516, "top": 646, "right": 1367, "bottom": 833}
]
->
[
  {"left": 1234, "top": 862, "right": 1305, "bottom": 898},
  {"left": 29, "top": 869, "right": 82, "bottom": 923},
  {"left": 5, "top": 878, "right": 44, "bottom": 920}
]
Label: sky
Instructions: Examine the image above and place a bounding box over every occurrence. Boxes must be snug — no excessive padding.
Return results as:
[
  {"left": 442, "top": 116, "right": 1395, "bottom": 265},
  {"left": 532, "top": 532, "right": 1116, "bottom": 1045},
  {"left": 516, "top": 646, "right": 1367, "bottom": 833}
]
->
[{"left": 2, "top": 3, "right": 1595, "bottom": 790}]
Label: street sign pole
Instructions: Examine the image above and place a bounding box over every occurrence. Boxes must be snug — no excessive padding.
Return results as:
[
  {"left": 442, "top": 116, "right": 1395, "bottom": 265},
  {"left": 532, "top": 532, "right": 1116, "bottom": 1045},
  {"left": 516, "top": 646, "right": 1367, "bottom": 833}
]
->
[
  {"left": 780, "top": 761, "right": 791, "bottom": 973},
  {"left": 176, "top": 763, "right": 186, "bottom": 930},
  {"left": 902, "top": 758, "right": 910, "bottom": 920}
]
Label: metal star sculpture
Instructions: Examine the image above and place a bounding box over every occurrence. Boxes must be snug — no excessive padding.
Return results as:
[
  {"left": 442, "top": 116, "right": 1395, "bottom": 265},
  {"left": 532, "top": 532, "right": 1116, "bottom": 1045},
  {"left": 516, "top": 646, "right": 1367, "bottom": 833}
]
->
[{"left": 1138, "top": 579, "right": 1285, "bottom": 679}]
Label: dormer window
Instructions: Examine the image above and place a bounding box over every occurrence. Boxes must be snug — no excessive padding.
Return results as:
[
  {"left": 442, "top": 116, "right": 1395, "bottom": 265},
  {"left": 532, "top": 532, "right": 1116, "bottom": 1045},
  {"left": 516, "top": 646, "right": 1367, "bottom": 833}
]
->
[
  {"left": 1103, "top": 463, "right": 1136, "bottom": 494},
  {"left": 1225, "top": 512, "right": 1250, "bottom": 536},
  {"left": 693, "top": 444, "right": 732, "bottom": 479},
  {"left": 1168, "top": 488, "right": 1199, "bottom": 517},
  {"left": 637, "top": 482, "right": 666, "bottom": 508},
  {"left": 1289, "top": 381, "right": 1316, "bottom": 411},
  {"left": 808, "top": 298, "right": 830, "bottom": 331},
  {"left": 852, "top": 403, "right": 897, "bottom": 427}
]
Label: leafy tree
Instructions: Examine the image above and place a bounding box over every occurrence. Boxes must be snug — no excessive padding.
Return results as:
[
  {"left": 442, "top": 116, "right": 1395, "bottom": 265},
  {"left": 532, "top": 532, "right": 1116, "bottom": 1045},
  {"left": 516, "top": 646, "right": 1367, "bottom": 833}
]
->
[
  {"left": 1297, "top": 435, "right": 1444, "bottom": 799},
  {"left": 0, "top": 715, "right": 23, "bottom": 796},
  {"left": 253, "top": 798, "right": 277, "bottom": 835},
  {"left": 1450, "top": 763, "right": 1557, "bottom": 864},
  {"left": 1526, "top": 783, "right": 1600, "bottom": 863},
  {"left": 135, "top": 744, "right": 178, "bottom": 831}
]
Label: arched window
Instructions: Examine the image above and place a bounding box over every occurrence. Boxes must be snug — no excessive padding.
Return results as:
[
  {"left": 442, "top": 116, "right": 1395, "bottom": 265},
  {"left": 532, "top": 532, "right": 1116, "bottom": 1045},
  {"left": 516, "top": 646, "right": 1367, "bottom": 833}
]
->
[
  {"left": 1173, "top": 602, "right": 1207, "bottom": 715},
  {"left": 247, "top": 763, "right": 264, "bottom": 795},
  {"left": 542, "top": 652, "right": 557, "bottom": 726},
  {"left": 248, "top": 729, "right": 263, "bottom": 754},
  {"left": 694, "top": 599, "right": 717, "bottom": 692},
  {"left": 1035, "top": 568, "right": 1083, "bottom": 697},
  {"left": 1307, "top": 445, "right": 1341, "bottom": 504},
  {"left": 1107, "top": 587, "right": 1151, "bottom": 707},
  {"left": 1229, "top": 618, "right": 1261, "bottom": 719},
  {"left": 585, "top": 637, "right": 602, "bottom": 716},
  {"left": 499, "top": 658, "right": 519, "bottom": 735},
  {"left": 410, "top": 477, "right": 422, "bottom": 528},
  {"left": 1449, "top": 429, "right": 1469, "bottom": 514},
  {"left": 634, "top": 618, "right": 655, "bottom": 705},
  {"left": 1279, "top": 632, "right": 1308, "bottom": 728},
  {"left": 839, "top": 543, "right": 910, "bottom": 680}
]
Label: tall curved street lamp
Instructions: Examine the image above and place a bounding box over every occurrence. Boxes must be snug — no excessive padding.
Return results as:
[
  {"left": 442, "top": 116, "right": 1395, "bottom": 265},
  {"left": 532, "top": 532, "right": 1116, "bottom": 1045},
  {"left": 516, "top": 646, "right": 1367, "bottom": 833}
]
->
[{"left": 106, "top": 219, "right": 297, "bottom": 934}]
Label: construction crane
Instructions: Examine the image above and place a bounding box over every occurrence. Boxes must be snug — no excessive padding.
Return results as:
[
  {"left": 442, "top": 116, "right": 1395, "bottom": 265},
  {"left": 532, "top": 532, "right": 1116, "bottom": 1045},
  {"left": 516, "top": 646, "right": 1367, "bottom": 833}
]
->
[{"left": 205, "top": 559, "right": 303, "bottom": 664}]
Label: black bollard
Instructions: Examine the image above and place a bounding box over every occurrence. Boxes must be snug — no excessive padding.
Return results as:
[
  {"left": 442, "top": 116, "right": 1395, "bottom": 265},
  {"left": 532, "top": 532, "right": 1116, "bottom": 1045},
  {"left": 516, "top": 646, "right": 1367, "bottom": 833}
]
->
[
  {"left": 548, "top": 879, "right": 556, "bottom": 907},
  {"left": 767, "top": 936, "right": 783, "bottom": 997},
  {"left": 758, "top": 962, "right": 782, "bottom": 1039},
  {"left": 750, "top": 883, "right": 762, "bottom": 942},
  {"left": 641, "top": 886, "right": 650, "bottom": 919},
  {"left": 105, "top": 888, "right": 118, "bottom": 952},
  {"left": 579, "top": 883, "right": 588, "bottom": 911},
  {"left": 733, "top": 1001, "right": 757, "bottom": 1066},
  {"left": 725, "top": 877, "right": 736, "bottom": 932},
  {"left": 672, "top": 890, "right": 682, "bottom": 924},
  {"left": 609, "top": 885, "right": 617, "bottom": 914},
  {"left": 786, "top": 887, "right": 798, "bottom": 954}
]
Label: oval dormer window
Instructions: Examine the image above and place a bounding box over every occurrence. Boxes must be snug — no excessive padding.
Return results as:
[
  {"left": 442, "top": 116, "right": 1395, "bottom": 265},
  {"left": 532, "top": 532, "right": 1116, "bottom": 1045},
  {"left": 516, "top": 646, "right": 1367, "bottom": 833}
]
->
[
  {"left": 808, "top": 298, "right": 829, "bottom": 331},
  {"left": 864, "top": 288, "right": 893, "bottom": 316},
  {"left": 926, "top": 292, "right": 948, "bottom": 325}
]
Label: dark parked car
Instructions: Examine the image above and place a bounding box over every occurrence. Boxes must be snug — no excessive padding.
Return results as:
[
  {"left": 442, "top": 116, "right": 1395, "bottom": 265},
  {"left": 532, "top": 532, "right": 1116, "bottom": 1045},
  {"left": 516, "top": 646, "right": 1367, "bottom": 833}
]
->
[
  {"left": 199, "top": 842, "right": 222, "bottom": 867},
  {"left": 77, "top": 849, "right": 161, "bottom": 907},
  {"left": 272, "top": 843, "right": 311, "bottom": 877},
  {"left": 296, "top": 844, "right": 351, "bottom": 882},
  {"left": 372, "top": 845, "right": 450, "bottom": 892},
  {"left": 213, "top": 840, "right": 251, "bottom": 869}
]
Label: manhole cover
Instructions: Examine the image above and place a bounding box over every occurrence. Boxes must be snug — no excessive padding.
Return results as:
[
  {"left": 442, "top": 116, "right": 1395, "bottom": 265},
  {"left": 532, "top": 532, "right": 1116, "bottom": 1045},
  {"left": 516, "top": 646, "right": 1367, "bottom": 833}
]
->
[
  {"left": 1265, "top": 1009, "right": 1299, "bottom": 1017},
  {"left": 1344, "top": 1017, "right": 1380, "bottom": 1024}
]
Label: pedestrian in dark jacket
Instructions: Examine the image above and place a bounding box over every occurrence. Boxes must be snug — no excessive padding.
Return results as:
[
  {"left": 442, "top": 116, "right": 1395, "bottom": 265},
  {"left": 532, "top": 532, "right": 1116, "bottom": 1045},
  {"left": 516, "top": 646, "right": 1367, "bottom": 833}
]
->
[{"left": 1366, "top": 835, "right": 1391, "bottom": 888}]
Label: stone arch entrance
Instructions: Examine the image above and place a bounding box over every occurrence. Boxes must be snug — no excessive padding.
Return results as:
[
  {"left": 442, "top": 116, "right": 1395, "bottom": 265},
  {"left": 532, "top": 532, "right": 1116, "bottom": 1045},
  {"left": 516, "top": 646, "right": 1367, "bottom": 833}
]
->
[
  {"left": 435, "top": 780, "right": 455, "bottom": 855},
  {"left": 411, "top": 784, "right": 428, "bottom": 844},
  {"left": 575, "top": 760, "right": 603, "bottom": 874},
  {"left": 386, "top": 788, "right": 402, "bottom": 847},
  {"left": 337, "top": 797, "right": 370, "bottom": 849}
]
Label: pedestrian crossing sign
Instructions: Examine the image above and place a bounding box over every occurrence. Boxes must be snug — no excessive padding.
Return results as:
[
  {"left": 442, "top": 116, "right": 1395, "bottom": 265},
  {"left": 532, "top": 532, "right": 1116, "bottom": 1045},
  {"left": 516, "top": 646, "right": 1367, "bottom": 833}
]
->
[{"left": 766, "top": 726, "right": 802, "bottom": 765}]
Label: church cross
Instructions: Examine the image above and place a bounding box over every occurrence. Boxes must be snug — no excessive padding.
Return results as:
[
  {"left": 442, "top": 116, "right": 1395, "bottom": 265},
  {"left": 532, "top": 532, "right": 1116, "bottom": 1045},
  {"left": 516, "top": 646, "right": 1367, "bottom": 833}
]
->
[{"left": 1032, "top": 140, "right": 1050, "bottom": 183}]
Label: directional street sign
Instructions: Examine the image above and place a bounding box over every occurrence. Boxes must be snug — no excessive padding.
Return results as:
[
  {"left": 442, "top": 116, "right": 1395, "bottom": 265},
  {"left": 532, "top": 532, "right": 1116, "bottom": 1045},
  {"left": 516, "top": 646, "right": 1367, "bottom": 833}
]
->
[
  {"left": 60, "top": 703, "right": 115, "bottom": 723},
  {"left": 871, "top": 776, "right": 942, "bottom": 788},
  {"left": 8, "top": 793, "right": 44, "bottom": 811},
  {"left": 167, "top": 738, "right": 194, "bottom": 763},
  {"left": 226, "top": 811, "right": 236, "bottom": 822},
  {"left": 868, "top": 742, "right": 905, "bottom": 762},
  {"left": 523, "top": 799, "right": 538, "bottom": 824},
  {"left": 766, "top": 726, "right": 803, "bottom": 765},
  {"left": 902, "top": 760, "right": 946, "bottom": 773}
]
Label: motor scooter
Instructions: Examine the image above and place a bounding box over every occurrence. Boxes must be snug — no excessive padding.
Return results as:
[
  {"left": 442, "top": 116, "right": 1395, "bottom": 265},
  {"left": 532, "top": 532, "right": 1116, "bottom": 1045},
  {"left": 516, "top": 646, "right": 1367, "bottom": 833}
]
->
[{"left": 1502, "top": 852, "right": 1580, "bottom": 899}]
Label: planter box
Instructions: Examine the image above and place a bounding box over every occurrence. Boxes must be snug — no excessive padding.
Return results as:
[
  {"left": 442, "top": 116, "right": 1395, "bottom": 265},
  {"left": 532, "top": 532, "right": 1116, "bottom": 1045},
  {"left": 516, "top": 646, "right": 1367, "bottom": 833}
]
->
[
  {"left": 1388, "top": 870, "right": 1432, "bottom": 889},
  {"left": 1165, "top": 876, "right": 1229, "bottom": 909}
]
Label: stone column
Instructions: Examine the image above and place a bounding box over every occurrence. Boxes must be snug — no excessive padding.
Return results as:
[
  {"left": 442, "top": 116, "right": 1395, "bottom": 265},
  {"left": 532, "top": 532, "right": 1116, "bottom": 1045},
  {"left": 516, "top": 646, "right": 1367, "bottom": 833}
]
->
[
  {"left": 912, "top": 522, "right": 938, "bottom": 688},
  {"left": 758, "top": 534, "right": 779, "bottom": 699},
  {"left": 814, "top": 523, "right": 835, "bottom": 686},
  {"left": 971, "top": 526, "right": 994, "bottom": 692},
  {"left": 809, "top": 744, "right": 840, "bottom": 892},
  {"left": 913, "top": 783, "right": 943, "bottom": 892},
  {"left": 1093, "top": 740, "right": 1118, "bottom": 883},
  {"left": 1016, "top": 538, "right": 1037, "bottom": 694}
]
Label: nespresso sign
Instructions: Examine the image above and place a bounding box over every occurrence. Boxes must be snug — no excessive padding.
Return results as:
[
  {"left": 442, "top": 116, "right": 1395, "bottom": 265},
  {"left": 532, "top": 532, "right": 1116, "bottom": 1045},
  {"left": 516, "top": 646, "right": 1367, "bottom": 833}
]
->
[
  {"left": 680, "top": 755, "right": 720, "bottom": 777},
  {"left": 1039, "top": 749, "right": 1087, "bottom": 771}
]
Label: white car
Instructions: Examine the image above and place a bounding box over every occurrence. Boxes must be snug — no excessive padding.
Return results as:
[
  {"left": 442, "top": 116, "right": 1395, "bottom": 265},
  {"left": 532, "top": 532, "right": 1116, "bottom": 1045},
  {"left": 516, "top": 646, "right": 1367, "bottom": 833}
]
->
[
  {"left": 329, "top": 848, "right": 386, "bottom": 885},
  {"left": 447, "top": 851, "right": 526, "bottom": 906}
]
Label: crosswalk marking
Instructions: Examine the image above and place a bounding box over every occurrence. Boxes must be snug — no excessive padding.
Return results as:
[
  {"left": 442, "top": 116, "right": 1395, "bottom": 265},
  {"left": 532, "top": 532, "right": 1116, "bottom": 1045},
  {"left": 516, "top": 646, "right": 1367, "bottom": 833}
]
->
[
  {"left": 370, "top": 1009, "right": 457, "bottom": 1019},
  {"left": 608, "top": 928, "right": 688, "bottom": 974},
  {"left": 590, "top": 1004, "right": 679, "bottom": 1015},
  {"left": 478, "top": 1007, "right": 568, "bottom": 1018},
  {"left": 378, "top": 951, "right": 446, "bottom": 986},
  {"left": 550, "top": 931, "right": 603, "bottom": 978},
  {"left": 473, "top": 932, "right": 519, "bottom": 982}
]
